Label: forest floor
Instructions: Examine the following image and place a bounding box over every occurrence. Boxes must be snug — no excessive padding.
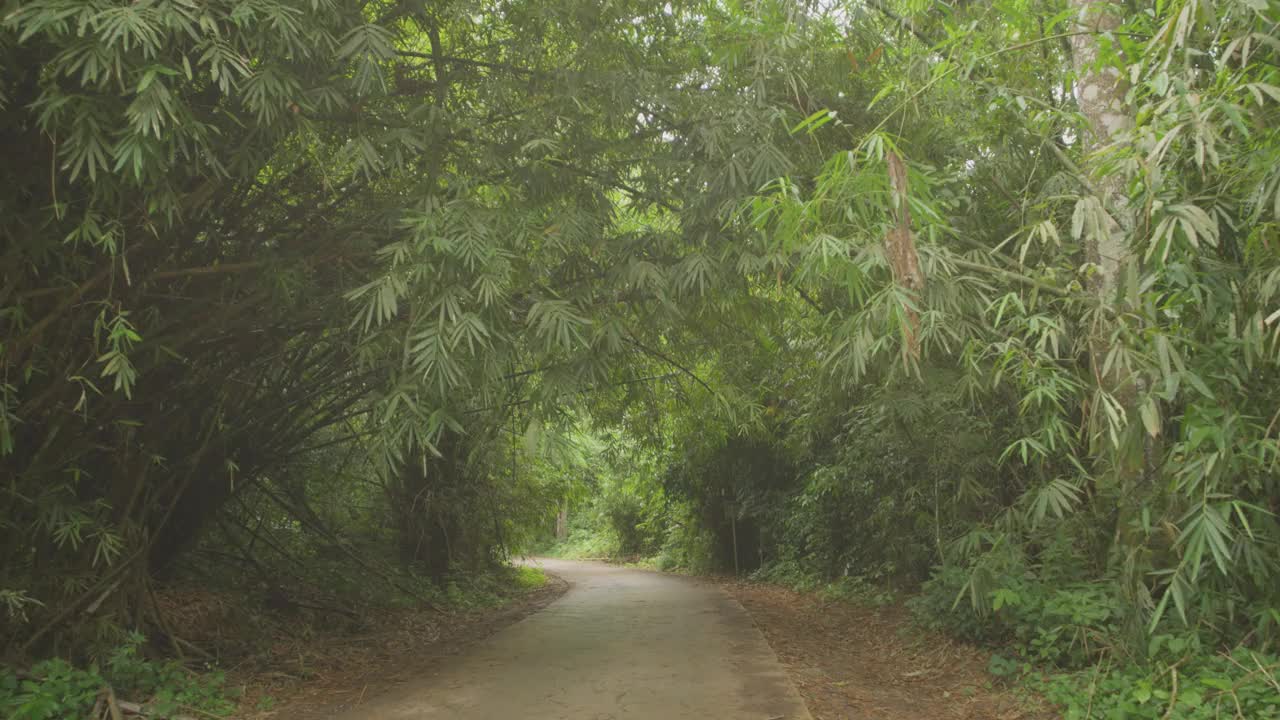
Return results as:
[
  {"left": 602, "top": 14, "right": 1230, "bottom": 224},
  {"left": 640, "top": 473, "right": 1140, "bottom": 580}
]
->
[
  {"left": 157, "top": 572, "right": 569, "bottom": 718},
  {"left": 719, "top": 579, "right": 1052, "bottom": 720}
]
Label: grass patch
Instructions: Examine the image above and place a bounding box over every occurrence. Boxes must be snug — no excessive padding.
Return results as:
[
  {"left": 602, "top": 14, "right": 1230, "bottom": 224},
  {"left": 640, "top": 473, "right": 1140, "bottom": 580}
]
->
[
  {"left": 512, "top": 566, "right": 548, "bottom": 591},
  {"left": 540, "top": 532, "right": 616, "bottom": 560}
]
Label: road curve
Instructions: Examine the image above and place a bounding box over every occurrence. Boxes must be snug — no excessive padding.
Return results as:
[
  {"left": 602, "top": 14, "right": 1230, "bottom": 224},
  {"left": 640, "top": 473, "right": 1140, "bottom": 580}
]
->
[{"left": 334, "top": 557, "right": 811, "bottom": 719}]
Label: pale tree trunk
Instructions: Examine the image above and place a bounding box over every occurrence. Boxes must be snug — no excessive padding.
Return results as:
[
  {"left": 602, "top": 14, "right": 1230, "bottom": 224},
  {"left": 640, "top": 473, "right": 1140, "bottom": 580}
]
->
[
  {"left": 1070, "top": 0, "right": 1138, "bottom": 439},
  {"left": 1069, "top": 0, "right": 1152, "bottom": 605},
  {"left": 555, "top": 500, "right": 568, "bottom": 541},
  {"left": 1070, "top": 0, "right": 1134, "bottom": 301}
]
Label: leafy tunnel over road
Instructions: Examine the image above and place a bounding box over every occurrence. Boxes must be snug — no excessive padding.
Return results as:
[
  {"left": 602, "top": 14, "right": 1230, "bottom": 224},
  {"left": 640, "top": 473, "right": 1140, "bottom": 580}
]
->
[{"left": 3, "top": 0, "right": 1280, "bottom": 717}]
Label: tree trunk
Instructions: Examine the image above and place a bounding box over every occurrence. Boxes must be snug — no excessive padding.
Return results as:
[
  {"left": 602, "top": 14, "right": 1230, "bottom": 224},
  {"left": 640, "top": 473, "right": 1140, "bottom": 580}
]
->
[
  {"left": 730, "top": 507, "right": 740, "bottom": 577},
  {"left": 1069, "top": 0, "right": 1134, "bottom": 302},
  {"left": 1069, "top": 0, "right": 1150, "bottom": 604},
  {"left": 555, "top": 500, "right": 568, "bottom": 541},
  {"left": 1069, "top": 0, "right": 1139, "bottom": 460},
  {"left": 885, "top": 150, "right": 926, "bottom": 361}
]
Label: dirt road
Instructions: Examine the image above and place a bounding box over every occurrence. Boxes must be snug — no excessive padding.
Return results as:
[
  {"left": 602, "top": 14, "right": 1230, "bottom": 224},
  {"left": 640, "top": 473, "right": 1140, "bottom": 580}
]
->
[{"left": 333, "top": 558, "right": 811, "bottom": 719}]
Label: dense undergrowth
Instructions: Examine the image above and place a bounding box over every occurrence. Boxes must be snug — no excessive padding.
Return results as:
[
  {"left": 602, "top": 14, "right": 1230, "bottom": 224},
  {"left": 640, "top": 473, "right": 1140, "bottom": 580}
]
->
[
  {"left": 0, "top": 635, "right": 236, "bottom": 720},
  {"left": 1, "top": 562, "right": 547, "bottom": 720}
]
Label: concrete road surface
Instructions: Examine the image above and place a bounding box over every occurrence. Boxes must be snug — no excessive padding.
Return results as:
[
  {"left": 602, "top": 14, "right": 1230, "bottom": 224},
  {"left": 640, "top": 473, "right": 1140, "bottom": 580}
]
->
[{"left": 335, "top": 557, "right": 811, "bottom": 720}]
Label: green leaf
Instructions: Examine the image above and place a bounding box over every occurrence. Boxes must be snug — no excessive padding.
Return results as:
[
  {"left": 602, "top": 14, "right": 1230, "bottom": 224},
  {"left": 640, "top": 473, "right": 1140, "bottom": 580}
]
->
[{"left": 1140, "top": 397, "right": 1161, "bottom": 437}]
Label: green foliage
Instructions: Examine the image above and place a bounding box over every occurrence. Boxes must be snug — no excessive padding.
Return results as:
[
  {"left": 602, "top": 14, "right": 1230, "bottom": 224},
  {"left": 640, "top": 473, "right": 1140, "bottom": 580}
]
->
[
  {"left": 4, "top": 1, "right": 1280, "bottom": 718},
  {"left": 0, "top": 660, "right": 101, "bottom": 720},
  {"left": 0, "top": 634, "right": 234, "bottom": 720},
  {"left": 654, "top": 508, "right": 719, "bottom": 576},
  {"left": 546, "top": 525, "right": 618, "bottom": 561},
  {"left": 1031, "top": 650, "right": 1280, "bottom": 720},
  {"left": 752, "top": 561, "right": 896, "bottom": 607},
  {"left": 431, "top": 566, "right": 550, "bottom": 610},
  {"left": 544, "top": 426, "right": 672, "bottom": 561},
  {"left": 540, "top": 2, "right": 1280, "bottom": 713},
  {"left": 752, "top": 560, "right": 824, "bottom": 594},
  {"left": 2, "top": 0, "right": 810, "bottom": 656},
  {"left": 911, "top": 567, "right": 1124, "bottom": 667},
  {"left": 510, "top": 567, "right": 548, "bottom": 592}
]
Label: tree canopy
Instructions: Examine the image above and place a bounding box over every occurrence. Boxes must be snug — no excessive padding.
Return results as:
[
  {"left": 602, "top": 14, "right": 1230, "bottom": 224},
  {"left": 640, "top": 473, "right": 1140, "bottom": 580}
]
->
[{"left": 3, "top": 0, "right": 1280, "bottom": 716}]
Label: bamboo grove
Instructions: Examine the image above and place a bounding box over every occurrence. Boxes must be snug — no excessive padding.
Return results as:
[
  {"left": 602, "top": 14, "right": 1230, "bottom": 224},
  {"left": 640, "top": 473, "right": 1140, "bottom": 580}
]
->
[{"left": 2, "top": 0, "right": 1280, "bottom": 716}]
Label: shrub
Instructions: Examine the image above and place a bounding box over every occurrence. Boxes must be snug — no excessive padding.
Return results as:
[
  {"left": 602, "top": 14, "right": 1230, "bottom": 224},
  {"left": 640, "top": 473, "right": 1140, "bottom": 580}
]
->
[
  {"left": 512, "top": 567, "right": 549, "bottom": 590},
  {"left": 0, "top": 634, "right": 235, "bottom": 720},
  {"left": 1032, "top": 649, "right": 1280, "bottom": 720}
]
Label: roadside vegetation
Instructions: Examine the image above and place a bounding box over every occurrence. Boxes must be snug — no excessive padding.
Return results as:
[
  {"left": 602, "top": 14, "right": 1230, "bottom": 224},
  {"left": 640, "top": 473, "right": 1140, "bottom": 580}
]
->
[{"left": 3, "top": 0, "right": 1280, "bottom": 718}]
